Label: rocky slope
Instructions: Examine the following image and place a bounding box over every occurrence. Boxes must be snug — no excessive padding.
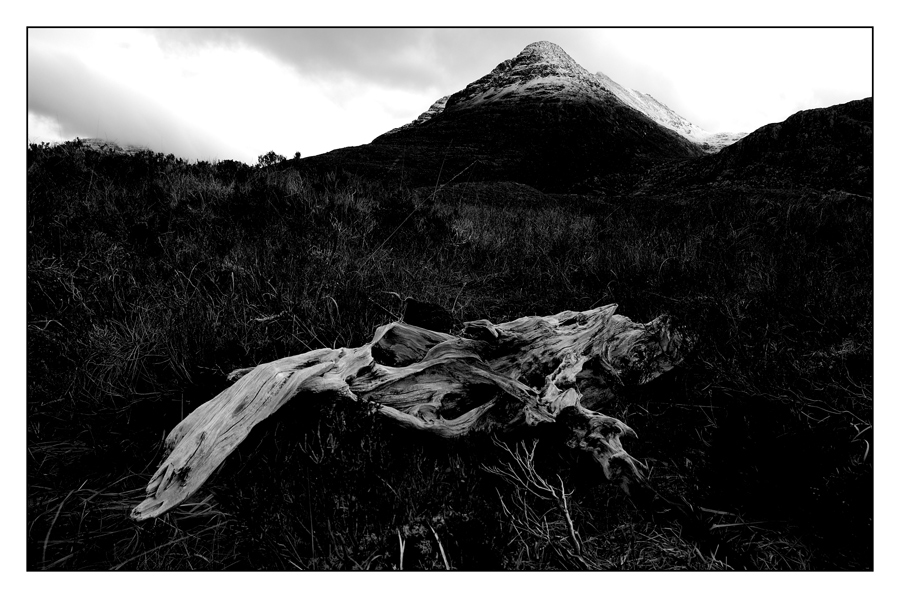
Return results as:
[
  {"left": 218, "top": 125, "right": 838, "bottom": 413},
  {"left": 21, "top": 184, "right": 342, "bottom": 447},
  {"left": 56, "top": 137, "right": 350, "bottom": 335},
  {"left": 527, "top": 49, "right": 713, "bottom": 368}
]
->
[
  {"left": 384, "top": 95, "right": 450, "bottom": 135},
  {"left": 301, "top": 41, "right": 704, "bottom": 192}
]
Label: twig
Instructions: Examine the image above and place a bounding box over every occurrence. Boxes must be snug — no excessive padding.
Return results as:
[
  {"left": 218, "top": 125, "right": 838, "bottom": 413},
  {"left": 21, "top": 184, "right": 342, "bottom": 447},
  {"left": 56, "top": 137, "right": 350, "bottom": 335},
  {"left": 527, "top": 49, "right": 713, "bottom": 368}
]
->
[
  {"left": 710, "top": 521, "right": 769, "bottom": 530},
  {"left": 853, "top": 425, "right": 872, "bottom": 440},
  {"left": 698, "top": 507, "right": 736, "bottom": 516},
  {"left": 557, "top": 476, "right": 582, "bottom": 555},
  {"left": 253, "top": 311, "right": 288, "bottom": 323},
  {"left": 433, "top": 160, "right": 478, "bottom": 191}
]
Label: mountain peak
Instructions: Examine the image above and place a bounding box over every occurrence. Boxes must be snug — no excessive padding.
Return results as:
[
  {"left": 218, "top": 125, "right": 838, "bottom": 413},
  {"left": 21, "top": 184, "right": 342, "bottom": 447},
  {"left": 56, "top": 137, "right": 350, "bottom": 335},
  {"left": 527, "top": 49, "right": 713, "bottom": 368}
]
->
[
  {"left": 517, "top": 41, "right": 580, "bottom": 69},
  {"left": 443, "top": 40, "right": 597, "bottom": 110},
  {"left": 391, "top": 41, "right": 744, "bottom": 153},
  {"left": 498, "top": 40, "right": 590, "bottom": 80}
]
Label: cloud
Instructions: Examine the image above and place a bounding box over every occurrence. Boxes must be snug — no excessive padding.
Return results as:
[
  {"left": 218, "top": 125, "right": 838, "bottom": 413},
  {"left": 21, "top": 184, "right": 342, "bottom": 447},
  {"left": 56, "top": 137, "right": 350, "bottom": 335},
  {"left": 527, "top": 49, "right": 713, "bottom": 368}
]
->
[
  {"left": 568, "top": 28, "right": 871, "bottom": 134},
  {"left": 28, "top": 44, "right": 243, "bottom": 161},
  {"left": 152, "top": 29, "right": 445, "bottom": 92},
  {"left": 27, "top": 112, "right": 67, "bottom": 144},
  {"left": 149, "top": 28, "right": 601, "bottom": 98}
]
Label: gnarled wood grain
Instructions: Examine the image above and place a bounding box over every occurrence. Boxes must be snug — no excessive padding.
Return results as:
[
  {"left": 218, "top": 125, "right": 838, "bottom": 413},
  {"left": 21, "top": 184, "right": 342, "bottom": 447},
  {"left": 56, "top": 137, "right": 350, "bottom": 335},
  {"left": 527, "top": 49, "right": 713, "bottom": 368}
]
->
[{"left": 132, "top": 303, "right": 691, "bottom": 520}]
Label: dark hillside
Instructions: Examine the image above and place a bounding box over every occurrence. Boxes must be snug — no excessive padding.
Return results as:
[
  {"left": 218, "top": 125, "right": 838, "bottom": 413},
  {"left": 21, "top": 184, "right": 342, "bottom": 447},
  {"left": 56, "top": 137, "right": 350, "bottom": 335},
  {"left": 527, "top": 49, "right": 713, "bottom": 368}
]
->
[
  {"left": 301, "top": 102, "right": 700, "bottom": 193},
  {"left": 298, "top": 41, "right": 701, "bottom": 193},
  {"left": 637, "top": 98, "right": 873, "bottom": 196}
]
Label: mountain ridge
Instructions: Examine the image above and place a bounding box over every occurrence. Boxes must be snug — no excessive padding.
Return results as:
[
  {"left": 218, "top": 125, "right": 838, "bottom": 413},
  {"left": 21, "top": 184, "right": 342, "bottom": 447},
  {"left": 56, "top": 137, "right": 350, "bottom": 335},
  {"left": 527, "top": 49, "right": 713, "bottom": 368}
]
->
[
  {"left": 41, "top": 41, "right": 869, "bottom": 198},
  {"left": 385, "top": 41, "right": 746, "bottom": 154},
  {"left": 591, "top": 71, "right": 747, "bottom": 152},
  {"left": 304, "top": 41, "right": 704, "bottom": 192},
  {"left": 634, "top": 97, "right": 873, "bottom": 196}
]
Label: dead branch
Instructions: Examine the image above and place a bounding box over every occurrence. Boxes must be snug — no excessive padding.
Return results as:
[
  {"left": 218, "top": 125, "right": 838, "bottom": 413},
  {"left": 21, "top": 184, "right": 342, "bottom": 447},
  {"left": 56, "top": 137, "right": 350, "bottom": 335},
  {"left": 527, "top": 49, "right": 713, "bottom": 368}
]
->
[{"left": 131, "top": 303, "right": 692, "bottom": 520}]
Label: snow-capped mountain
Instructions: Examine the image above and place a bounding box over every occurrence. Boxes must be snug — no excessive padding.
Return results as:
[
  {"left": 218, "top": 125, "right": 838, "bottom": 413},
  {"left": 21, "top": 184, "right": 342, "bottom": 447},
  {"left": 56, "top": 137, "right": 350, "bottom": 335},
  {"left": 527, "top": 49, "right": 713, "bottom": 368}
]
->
[
  {"left": 388, "top": 41, "right": 745, "bottom": 153},
  {"left": 441, "top": 41, "right": 616, "bottom": 108},
  {"left": 305, "top": 41, "right": 723, "bottom": 191}
]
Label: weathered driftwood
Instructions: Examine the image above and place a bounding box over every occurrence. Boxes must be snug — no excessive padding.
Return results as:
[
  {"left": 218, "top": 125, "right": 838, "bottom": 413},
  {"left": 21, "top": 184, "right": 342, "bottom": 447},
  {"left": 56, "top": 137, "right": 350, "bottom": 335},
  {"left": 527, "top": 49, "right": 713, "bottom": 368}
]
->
[{"left": 131, "top": 303, "right": 691, "bottom": 520}]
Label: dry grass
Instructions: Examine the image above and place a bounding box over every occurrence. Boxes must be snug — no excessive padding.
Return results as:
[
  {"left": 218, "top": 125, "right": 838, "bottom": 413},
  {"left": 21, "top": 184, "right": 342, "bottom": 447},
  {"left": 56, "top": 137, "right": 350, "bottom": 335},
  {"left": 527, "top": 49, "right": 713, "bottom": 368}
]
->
[{"left": 26, "top": 140, "right": 872, "bottom": 570}]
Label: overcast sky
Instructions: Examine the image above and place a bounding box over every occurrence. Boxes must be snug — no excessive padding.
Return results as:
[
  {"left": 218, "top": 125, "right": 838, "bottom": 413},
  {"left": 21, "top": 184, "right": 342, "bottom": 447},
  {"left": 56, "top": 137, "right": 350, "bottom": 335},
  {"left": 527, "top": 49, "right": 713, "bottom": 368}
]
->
[{"left": 27, "top": 27, "right": 872, "bottom": 164}]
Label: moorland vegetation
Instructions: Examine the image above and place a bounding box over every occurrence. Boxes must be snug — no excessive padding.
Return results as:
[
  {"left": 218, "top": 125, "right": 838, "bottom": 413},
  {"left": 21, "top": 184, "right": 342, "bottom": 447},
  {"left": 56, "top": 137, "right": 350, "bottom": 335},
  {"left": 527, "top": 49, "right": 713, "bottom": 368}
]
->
[{"left": 27, "top": 138, "right": 872, "bottom": 570}]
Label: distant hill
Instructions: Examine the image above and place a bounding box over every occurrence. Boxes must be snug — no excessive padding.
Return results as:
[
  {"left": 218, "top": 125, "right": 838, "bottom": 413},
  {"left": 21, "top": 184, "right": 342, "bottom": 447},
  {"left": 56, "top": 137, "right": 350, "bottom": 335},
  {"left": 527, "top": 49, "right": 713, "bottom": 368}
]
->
[
  {"left": 636, "top": 97, "right": 873, "bottom": 196},
  {"left": 74, "top": 137, "right": 152, "bottom": 156}
]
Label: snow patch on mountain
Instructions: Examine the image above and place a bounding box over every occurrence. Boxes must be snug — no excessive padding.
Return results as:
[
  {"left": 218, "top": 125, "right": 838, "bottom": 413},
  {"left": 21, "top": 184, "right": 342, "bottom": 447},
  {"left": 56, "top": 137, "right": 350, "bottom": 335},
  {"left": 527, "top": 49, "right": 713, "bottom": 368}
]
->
[
  {"left": 384, "top": 95, "right": 450, "bottom": 135},
  {"left": 594, "top": 71, "right": 746, "bottom": 153},
  {"left": 444, "top": 41, "right": 618, "bottom": 109},
  {"left": 386, "top": 41, "right": 745, "bottom": 153}
]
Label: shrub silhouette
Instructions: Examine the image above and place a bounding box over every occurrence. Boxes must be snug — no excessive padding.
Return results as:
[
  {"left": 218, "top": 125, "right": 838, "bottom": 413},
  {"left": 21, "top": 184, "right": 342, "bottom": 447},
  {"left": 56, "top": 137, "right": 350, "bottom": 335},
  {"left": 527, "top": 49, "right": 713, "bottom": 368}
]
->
[{"left": 257, "top": 151, "right": 286, "bottom": 168}]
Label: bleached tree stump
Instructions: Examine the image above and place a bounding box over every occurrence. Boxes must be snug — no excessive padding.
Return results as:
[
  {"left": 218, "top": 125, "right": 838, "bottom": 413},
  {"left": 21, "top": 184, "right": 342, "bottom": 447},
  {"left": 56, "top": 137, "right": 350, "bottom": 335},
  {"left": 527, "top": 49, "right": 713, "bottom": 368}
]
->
[{"left": 131, "top": 303, "right": 692, "bottom": 520}]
